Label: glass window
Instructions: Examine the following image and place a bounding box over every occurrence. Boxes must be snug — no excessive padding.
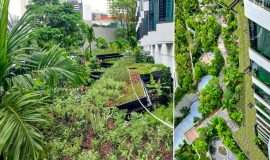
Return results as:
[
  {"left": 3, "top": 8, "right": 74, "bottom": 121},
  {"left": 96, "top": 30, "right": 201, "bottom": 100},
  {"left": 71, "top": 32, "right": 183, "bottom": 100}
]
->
[
  {"left": 254, "top": 84, "right": 270, "bottom": 105},
  {"left": 159, "top": 0, "right": 174, "bottom": 22},
  {"left": 249, "top": 20, "right": 270, "bottom": 60},
  {"left": 252, "top": 61, "right": 270, "bottom": 88}
]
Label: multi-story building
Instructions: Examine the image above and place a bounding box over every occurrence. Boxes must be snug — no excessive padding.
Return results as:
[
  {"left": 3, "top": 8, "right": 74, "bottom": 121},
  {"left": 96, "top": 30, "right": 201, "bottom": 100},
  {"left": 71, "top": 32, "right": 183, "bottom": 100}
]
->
[
  {"left": 244, "top": 0, "right": 270, "bottom": 157},
  {"left": 107, "top": 0, "right": 126, "bottom": 16},
  {"left": 107, "top": 0, "right": 113, "bottom": 15},
  {"left": 136, "top": 0, "right": 175, "bottom": 74}
]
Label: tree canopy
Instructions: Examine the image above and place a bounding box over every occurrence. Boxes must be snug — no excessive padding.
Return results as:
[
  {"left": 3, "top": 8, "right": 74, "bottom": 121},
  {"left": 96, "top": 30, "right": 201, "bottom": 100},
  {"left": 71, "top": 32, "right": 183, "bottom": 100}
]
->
[{"left": 27, "top": 2, "right": 85, "bottom": 50}]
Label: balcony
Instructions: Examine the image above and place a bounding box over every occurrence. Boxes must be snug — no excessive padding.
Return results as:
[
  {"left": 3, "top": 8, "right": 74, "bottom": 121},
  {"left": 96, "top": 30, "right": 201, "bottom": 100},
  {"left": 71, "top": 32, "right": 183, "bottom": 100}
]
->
[
  {"left": 256, "top": 100, "right": 270, "bottom": 120},
  {"left": 252, "top": 62, "right": 270, "bottom": 88},
  {"left": 249, "top": 49, "right": 270, "bottom": 74},
  {"left": 249, "top": 21, "right": 270, "bottom": 61},
  {"left": 251, "top": 0, "right": 270, "bottom": 11},
  {"left": 245, "top": 0, "right": 270, "bottom": 31},
  {"left": 253, "top": 83, "right": 270, "bottom": 105}
]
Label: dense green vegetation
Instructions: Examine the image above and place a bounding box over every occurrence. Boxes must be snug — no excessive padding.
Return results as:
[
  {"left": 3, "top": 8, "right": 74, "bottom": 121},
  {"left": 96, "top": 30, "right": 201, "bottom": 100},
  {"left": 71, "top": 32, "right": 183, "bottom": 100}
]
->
[
  {"left": 199, "top": 78, "right": 223, "bottom": 117},
  {"left": 0, "top": 0, "right": 173, "bottom": 159},
  {"left": 195, "top": 117, "right": 247, "bottom": 159},
  {"left": 174, "top": 0, "right": 247, "bottom": 159}
]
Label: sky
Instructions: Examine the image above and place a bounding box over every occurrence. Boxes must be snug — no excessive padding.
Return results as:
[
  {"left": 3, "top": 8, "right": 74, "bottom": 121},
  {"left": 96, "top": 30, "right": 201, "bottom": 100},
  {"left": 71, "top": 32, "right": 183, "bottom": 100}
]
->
[
  {"left": 8, "top": 0, "right": 108, "bottom": 18},
  {"left": 83, "top": 0, "right": 107, "bottom": 13}
]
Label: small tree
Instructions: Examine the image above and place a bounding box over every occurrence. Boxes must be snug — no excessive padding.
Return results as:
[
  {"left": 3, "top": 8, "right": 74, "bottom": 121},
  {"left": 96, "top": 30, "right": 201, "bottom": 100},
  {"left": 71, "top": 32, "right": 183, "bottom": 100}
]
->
[{"left": 81, "top": 25, "right": 96, "bottom": 55}]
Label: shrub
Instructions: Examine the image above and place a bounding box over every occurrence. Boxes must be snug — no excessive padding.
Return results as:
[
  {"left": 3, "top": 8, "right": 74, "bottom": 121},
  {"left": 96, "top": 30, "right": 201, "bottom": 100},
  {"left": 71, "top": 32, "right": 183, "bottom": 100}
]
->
[
  {"left": 199, "top": 77, "right": 223, "bottom": 117},
  {"left": 194, "top": 61, "right": 208, "bottom": 81},
  {"left": 208, "top": 47, "right": 224, "bottom": 76}
]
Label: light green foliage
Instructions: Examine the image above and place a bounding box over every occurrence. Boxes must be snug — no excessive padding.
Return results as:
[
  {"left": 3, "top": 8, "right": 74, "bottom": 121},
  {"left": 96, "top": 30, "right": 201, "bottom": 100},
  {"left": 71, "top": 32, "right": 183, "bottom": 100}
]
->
[
  {"left": 193, "top": 139, "right": 208, "bottom": 153},
  {"left": 199, "top": 78, "right": 223, "bottom": 117},
  {"left": 194, "top": 61, "right": 208, "bottom": 81},
  {"left": 208, "top": 47, "right": 225, "bottom": 76},
  {"left": 229, "top": 111, "right": 243, "bottom": 125},
  {"left": 77, "top": 150, "right": 101, "bottom": 160},
  {"left": 95, "top": 37, "right": 107, "bottom": 49},
  {"left": 174, "top": 142, "right": 199, "bottom": 160},
  {"left": 195, "top": 16, "right": 220, "bottom": 52},
  {"left": 146, "top": 103, "right": 173, "bottom": 126}
]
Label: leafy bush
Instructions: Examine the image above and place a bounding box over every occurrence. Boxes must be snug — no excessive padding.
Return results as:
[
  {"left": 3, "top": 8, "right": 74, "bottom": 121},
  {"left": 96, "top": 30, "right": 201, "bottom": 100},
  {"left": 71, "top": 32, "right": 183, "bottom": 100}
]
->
[
  {"left": 208, "top": 47, "right": 225, "bottom": 76},
  {"left": 199, "top": 78, "right": 223, "bottom": 117},
  {"left": 194, "top": 61, "right": 208, "bottom": 81},
  {"left": 134, "top": 49, "right": 154, "bottom": 64}
]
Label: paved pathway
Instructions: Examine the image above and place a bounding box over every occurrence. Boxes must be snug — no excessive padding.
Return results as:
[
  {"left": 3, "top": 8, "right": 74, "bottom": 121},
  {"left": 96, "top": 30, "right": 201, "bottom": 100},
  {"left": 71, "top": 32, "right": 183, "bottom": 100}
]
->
[
  {"left": 197, "top": 109, "right": 239, "bottom": 133},
  {"left": 174, "top": 93, "right": 199, "bottom": 118}
]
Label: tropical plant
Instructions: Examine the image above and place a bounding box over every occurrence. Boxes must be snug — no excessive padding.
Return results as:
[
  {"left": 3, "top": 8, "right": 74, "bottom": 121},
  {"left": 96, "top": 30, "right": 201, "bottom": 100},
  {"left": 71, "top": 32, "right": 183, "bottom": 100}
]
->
[
  {"left": 82, "top": 25, "right": 96, "bottom": 55},
  {"left": 0, "top": 1, "right": 85, "bottom": 158}
]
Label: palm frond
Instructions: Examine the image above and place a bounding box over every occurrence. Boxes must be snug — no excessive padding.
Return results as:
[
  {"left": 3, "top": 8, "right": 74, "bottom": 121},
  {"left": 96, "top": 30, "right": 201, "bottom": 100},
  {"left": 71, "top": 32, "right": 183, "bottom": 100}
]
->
[
  {"left": 7, "top": 10, "right": 34, "bottom": 58},
  {"left": 15, "top": 46, "right": 86, "bottom": 87},
  {"left": 0, "top": 89, "right": 47, "bottom": 160},
  {"left": 0, "top": 0, "right": 9, "bottom": 83}
]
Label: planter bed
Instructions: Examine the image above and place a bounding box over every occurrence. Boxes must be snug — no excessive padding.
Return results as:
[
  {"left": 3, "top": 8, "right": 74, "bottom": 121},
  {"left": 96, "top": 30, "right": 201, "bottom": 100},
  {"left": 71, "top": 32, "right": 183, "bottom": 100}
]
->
[
  {"left": 90, "top": 71, "right": 104, "bottom": 79},
  {"left": 96, "top": 53, "right": 123, "bottom": 60},
  {"left": 101, "top": 62, "right": 113, "bottom": 68},
  {"left": 151, "top": 70, "right": 163, "bottom": 81},
  {"left": 116, "top": 76, "right": 152, "bottom": 113},
  {"left": 140, "top": 74, "right": 151, "bottom": 83}
]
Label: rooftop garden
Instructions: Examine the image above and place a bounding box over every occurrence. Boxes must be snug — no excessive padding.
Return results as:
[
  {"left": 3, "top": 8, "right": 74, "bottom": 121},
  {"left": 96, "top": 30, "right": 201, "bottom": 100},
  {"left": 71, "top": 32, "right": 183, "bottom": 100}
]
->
[
  {"left": 174, "top": 0, "right": 251, "bottom": 159},
  {"left": 0, "top": 0, "right": 173, "bottom": 159}
]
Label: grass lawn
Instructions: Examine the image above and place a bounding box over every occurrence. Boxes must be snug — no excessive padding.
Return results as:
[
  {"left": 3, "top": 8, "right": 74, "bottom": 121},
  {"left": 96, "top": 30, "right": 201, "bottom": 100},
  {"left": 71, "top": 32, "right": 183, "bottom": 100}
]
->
[
  {"left": 92, "top": 48, "right": 122, "bottom": 55},
  {"left": 103, "top": 58, "right": 165, "bottom": 106},
  {"left": 233, "top": 74, "right": 267, "bottom": 160}
]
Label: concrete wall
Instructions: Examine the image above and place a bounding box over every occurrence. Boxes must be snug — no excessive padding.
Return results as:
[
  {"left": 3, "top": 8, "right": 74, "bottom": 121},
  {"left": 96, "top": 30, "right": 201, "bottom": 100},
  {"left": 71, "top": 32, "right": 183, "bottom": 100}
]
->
[
  {"left": 93, "top": 27, "right": 116, "bottom": 41},
  {"left": 244, "top": 0, "right": 270, "bottom": 31}
]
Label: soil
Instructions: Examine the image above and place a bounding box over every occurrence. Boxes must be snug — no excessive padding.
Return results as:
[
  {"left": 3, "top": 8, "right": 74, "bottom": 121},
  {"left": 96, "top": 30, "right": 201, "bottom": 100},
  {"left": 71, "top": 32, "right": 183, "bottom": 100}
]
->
[
  {"left": 81, "top": 128, "right": 95, "bottom": 150},
  {"left": 100, "top": 141, "right": 113, "bottom": 159},
  {"left": 107, "top": 118, "right": 116, "bottom": 130},
  {"left": 160, "top": 143, "right": 173, "bottom": 160},
  {"left": 218, "top": 145, "right": 228, "bottom": 156},
  {"left": 61, "top": 156, "right": 72, "bottom": 160},
  {"left": 119, "top": 156, "right": 127, "bottom": 160}
]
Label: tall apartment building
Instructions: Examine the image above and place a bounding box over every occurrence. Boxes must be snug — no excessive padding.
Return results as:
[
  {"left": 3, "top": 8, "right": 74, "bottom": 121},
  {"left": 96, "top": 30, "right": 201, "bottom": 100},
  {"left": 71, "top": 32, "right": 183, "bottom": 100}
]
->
[
  {"left": 107, "top": 0, "right": 126, "bottom": 16},
  {"left": 244, "top": 0, "right": 270, "bottom": 156},
  {"left": 136, "top": 0, "right": 175, "bottom": 74},
  {"left": 107, "top": 0, "right": 113, "bottom": 15}
]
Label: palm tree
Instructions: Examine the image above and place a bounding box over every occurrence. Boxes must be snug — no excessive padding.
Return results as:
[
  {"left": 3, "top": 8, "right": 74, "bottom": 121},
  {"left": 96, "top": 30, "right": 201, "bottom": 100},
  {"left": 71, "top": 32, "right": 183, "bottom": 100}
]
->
[
  {"left": 0, "top": 0, "right": 85, "bottom": 159},
  {"left": 82, "top": 24, "right": 96, "bottom": 56}
]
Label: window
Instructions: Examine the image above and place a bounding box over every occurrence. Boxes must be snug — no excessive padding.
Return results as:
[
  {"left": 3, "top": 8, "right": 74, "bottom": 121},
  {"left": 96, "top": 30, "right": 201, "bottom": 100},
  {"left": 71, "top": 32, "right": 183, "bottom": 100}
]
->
[
  {"left": 249, "top": 20, "right": 270, "bottom": 60},
  {"left": 158, "top": 0, "right": 174, "bottom": 22}
]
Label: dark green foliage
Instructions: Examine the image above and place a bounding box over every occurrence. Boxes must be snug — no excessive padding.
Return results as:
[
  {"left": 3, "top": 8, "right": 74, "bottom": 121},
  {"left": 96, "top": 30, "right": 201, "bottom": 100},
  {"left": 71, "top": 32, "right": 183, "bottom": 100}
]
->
[
  {"left": 32, "top": 0, "right": 59, "bottom": 5},
  {"left": 160, "top": 67, "right": 173, "bottom": 104},
  {"left": 175, "top": 53, "right": 193, "bottom": 97},
  {"left": 193, "top": 117, "right": 247, "bottom": 159},
  {"left": 199, "top": 78, "right": 223, "bottom": 117},
  {"left": 208, "top": 47, "right": 225, "bottom": 76},
  {"left": 28, "top": 3, "right": 85, "bottom": 50},
  {"left": 194, "top": 61, "right": 208, "bottom": 81},
  {"left": 134, "top": 48, "right": 154, "bottom": 64},
  {"left": 174, "top": 142, "right": 199, "bottom": 160},
  {"left": 174, "top": 107, "right": 190, "bottom": 126}
]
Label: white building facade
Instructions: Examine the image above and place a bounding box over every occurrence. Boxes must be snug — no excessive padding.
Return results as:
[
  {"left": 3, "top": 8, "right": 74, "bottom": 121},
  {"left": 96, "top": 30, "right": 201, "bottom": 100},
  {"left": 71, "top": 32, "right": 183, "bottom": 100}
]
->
[
  {"left": 136, "top": 0, "right": 175, "bottom": 75},
  {"left": 244, "top": 0, "right": 270, "bottom": 158}
]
